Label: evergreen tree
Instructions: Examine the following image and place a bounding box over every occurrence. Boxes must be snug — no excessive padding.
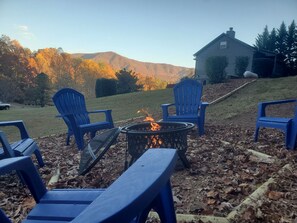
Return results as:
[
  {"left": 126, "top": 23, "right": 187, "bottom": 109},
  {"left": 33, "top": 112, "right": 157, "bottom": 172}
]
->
[
  {"left": 286, "top": 20, "right": 297, "bottom": 74},
  {"left": 268, "top": 28, "right": 277, "bottom": 52},
  {"left": 276, "top": 22, "right": 287, "bottom": 55},
  {"left": 255, "top": 25, "right": 270, "bottom": 50},
  {"left": 255, "top": 21, "right": 297, "bottom": 77},
  {"left": 115, "top": 69, "right": 141, "bottom": 94},
  {"left": 35, "top": 72, "right": 51, "bottom": 107}
]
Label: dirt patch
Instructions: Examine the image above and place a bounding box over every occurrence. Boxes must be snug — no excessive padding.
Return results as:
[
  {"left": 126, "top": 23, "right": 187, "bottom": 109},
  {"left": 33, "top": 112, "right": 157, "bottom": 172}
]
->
[{"left": 203, "top": 79, "right": 254, "bottom": 104}]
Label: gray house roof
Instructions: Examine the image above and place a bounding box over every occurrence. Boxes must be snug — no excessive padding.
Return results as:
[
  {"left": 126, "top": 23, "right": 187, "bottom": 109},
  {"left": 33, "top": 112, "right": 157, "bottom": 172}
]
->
[{"left": 193, "top": 33, "right": 256, "bottom": 57}]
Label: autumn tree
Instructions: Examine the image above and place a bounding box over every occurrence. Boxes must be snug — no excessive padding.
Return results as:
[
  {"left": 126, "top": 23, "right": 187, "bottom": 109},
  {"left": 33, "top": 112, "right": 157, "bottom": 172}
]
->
[
  {"left": 0, "top": 35, "right": 36, "bottom": 102},
  {"left": 34, "top": 48, "right": 57, "bottom": 80},
  {"left": 138, "top": 76, "right": 167, "bottom": 91},
  {"left": 75, "top": 59, "right": 100, "bottom": 97},
  {"left": 97, "top": 61, "right": 116, "bottom": 79}
]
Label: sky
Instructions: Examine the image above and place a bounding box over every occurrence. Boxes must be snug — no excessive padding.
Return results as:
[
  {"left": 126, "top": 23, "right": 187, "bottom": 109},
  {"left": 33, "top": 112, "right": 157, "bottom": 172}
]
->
[{"left": 0, "top": 0, "right": 297, "bottom": 68}]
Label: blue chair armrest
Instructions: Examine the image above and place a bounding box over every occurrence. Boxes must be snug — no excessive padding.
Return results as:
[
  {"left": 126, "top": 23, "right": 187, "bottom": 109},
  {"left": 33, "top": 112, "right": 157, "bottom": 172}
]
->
[
  {"left": 88, "top": 110, "right": 113, "bottom": 126},
  {"left": 72, "top": 149, "right": 177, "bottom": 223},
  {"left": 260, "top": 99, "right": 297, "bottom": 106},
  {"left": 0, "top": 120, "right": 29, "bottom": 139},
  {"left": 0, "top": 156, "right": 47, "bottom": 202},
  {"left": 161, "top": 103, "right": 175, "bottom": 120},
  {"left": 88, "top": 109, "right": 112, "bottom": 114},
  {"left": 258, "top": 99, "right": 297, "bottom": 118},
  {"left": 201, "top": 102, "right": 209, "bottom": 108},
  {"left": 161, "top": 103, "right": 175, "bottom": 108}
]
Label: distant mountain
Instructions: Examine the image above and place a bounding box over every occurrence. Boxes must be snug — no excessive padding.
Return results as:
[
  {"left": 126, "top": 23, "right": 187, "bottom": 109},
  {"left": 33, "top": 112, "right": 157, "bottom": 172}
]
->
[{"left": 72, "top": 51, "right": 194, "bottom": 83}]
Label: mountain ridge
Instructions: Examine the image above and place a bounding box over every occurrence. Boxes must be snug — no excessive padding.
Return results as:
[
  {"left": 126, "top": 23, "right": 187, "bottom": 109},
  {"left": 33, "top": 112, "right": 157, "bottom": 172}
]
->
[{"left": 72, "top": 51, "right": 194, "bottom": 83}]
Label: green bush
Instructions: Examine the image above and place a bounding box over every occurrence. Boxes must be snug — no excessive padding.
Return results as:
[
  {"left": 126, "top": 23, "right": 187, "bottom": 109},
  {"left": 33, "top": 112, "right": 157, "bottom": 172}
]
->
[
  {"left": 235, "top": 56, "right": 249, "bottom": 77},
  {"left": 115, "top": 69, "right": 141, "bottom": 94},
  {"left": 205, "top": 56, "right": 228, "bottom": 83},
  {"left": 95, "top": 78, "right": 117, "bottom": 98},
  {"left": 252, "top": 58, "right": 274, "bottom": 78}
]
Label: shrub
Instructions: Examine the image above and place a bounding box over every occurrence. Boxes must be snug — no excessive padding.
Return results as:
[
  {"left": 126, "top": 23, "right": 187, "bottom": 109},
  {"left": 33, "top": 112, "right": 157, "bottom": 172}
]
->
[
  {"left": 205, "top": 56, "right": 228, "bottom": 83},
  {"left": 115, "top": 69, "right": 141, "bottom": 94},
  {"left": 95, "top": 78, "right": 117, "bottom": 97},
  {"left": 235, "top": 56, "right": 249, "bottom": 77},
  {"left": 252, "top": 58, "right": 274, "bottom": 78}
]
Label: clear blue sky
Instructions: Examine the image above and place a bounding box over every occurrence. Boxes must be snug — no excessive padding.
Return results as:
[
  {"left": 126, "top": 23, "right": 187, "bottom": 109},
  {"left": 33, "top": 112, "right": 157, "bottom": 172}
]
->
[{"left": 1, "top": 0, "right": 297, "bottom": 68}]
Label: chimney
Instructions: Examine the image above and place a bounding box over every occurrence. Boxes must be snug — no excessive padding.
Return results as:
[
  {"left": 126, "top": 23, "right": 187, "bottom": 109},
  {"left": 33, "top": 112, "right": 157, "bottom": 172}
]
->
[{"left": 226, "top": 27, "right": 235, "bottom": 38}]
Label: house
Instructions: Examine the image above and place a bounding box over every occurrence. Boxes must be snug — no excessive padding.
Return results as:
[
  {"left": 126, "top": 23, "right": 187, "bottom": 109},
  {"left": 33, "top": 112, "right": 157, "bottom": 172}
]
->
[{"left": 193, "top": 27, "right": 277, "bottom": 83}]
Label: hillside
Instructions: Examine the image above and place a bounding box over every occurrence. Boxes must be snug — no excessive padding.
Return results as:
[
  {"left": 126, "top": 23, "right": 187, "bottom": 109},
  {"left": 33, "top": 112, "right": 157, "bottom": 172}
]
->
[{"left": 72, "top": 51, "right": 194, "bottom": 83}]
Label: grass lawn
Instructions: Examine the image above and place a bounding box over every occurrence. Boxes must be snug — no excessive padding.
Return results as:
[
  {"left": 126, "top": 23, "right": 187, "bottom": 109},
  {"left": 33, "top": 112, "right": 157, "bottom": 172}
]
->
[
  {"left": 0, "top": 76, "right": 296, "bottom": 140},
  {"left": 0, "top": 88, "right": 174, "bottom": 139},
  {"left": 207, "top": 76, "right": 297, "bottom": 121}
]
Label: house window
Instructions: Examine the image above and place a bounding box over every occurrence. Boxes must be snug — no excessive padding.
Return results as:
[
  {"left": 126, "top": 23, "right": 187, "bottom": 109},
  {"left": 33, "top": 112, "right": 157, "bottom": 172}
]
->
[{"left": 220, "top": 41, "right": 227, "bottom": 49}]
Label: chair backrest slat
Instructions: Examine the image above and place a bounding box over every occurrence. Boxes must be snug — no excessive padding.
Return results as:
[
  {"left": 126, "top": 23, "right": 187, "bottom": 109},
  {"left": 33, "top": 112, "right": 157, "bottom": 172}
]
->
[
  {"left": 53, "top": 88, "right": 91, "bottom": 126},
  {"left": 174, "top": 79, "right": 203, "bottom": 115}
]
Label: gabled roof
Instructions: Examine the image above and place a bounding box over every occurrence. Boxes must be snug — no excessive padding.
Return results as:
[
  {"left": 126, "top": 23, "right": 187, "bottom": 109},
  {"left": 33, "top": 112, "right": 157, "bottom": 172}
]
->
[{"left": 193, "top": 33, "right": 256, "bottom": 57}]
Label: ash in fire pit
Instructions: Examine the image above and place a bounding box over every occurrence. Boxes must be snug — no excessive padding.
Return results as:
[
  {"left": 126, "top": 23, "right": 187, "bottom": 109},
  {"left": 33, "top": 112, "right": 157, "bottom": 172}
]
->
[{"left": 121, "top": 121, "right": 194, "bottom": 168}]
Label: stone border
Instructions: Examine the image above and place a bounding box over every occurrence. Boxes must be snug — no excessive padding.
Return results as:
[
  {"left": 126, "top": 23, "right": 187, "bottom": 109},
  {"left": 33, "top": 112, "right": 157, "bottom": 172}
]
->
[{"left": 149, "top": 149, "right": 288, "bottom": 223}]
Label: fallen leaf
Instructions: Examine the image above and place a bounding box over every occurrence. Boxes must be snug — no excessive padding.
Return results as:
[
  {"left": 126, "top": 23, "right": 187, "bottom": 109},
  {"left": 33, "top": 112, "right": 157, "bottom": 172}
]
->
[{"left": 268, "top": 191, "right": 284, "bottom": 200}]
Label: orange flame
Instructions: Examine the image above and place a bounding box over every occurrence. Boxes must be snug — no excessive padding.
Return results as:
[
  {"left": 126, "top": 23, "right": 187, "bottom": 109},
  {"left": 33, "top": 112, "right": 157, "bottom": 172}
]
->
[{"left": 137, "top": 109, "right": 161, "bottom": 131}]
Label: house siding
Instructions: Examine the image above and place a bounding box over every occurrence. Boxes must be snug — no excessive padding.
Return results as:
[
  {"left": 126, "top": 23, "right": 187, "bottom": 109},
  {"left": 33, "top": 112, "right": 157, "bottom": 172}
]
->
[{"left": 194, "top": 35, "right": 254, "bottom": 81}]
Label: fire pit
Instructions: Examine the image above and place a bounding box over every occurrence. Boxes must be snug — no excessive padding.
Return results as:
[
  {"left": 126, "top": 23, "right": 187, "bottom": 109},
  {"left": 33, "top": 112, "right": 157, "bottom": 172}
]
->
[{"left": 121, "top": 121, "right": 194, "bottom": 168}]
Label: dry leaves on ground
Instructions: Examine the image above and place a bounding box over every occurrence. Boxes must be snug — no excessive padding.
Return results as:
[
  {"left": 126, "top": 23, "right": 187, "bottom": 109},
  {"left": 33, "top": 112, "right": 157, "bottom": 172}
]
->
[{"left": 1, "top": 78, "right": 297, "bottom": 223}]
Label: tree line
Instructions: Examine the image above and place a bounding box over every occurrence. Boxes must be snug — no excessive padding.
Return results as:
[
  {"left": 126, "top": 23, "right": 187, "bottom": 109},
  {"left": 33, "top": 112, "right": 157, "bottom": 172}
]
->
[
  {"left": 254, "top": 20, "right": 297, "bottom": 76},
  {"left": 0, "top": 35, "right": 167, "bottom": 105}
]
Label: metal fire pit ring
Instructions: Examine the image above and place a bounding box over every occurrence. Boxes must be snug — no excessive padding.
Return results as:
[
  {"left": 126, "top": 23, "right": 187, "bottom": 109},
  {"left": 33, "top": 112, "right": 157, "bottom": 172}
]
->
[{"left": 121, "top": 121, "right": 194, "bottom": 168}]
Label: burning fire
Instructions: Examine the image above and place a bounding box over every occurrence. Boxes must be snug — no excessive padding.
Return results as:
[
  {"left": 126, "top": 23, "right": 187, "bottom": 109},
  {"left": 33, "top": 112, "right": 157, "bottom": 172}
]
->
[{"left": 137, "top": 109, "right": 161, "bottom": 131}]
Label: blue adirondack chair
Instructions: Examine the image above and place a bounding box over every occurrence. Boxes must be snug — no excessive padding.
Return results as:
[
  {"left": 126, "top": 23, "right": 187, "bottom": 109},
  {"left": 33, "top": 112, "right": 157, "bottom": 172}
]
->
[
  {"left": 254, "top": 99, "right": 297, "bottom": 150},
  {"left": 161, "top": 79, "right": 209, "bottom": 135},
  {"left": 0, "top": 149, "right": 178, "bottom": 223},
  {"left": 52, "top": 88, "right": 114, "bottom": 150},
  {"left": 0, "top": 120, "right": 44, "bottom": 167}
]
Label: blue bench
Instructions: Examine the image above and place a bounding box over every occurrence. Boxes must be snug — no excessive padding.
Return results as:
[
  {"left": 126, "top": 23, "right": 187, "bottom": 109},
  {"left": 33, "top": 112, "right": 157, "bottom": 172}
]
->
[{"left": 0, "top": 148, "right": 177, "bottom": 223}]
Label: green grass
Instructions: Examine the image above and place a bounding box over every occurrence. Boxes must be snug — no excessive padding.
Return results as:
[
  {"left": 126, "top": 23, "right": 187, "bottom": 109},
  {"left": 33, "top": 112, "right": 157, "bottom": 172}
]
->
[
  {"left": 0, "top": 76, "right": 296, "bottom": 139},
  {"left": 207, "top": 76, "right": 297, "bottom": 121},
  {"left": 0, "top": 89, "right": 174, "bottom": 139}
]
